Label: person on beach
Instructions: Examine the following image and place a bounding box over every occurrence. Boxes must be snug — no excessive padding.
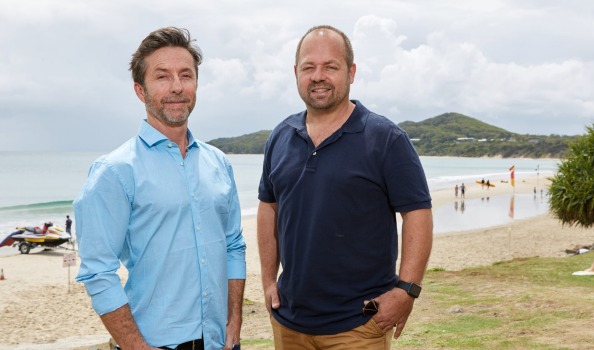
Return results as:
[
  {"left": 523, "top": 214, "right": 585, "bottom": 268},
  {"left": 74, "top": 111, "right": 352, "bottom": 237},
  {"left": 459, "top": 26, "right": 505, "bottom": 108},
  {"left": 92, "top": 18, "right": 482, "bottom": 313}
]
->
[
  {"left": 257, "top": 25, "right": 433, "bottom": 349},
  {"left": 460, "top": 182, "right": 466, "bottom": 198},
  {"left": 65, "top": 215, "right": 72, "bottom": 234},
  {"left": 455, "top": 184, "right": 459, "bottom": 198},
  {"left": 74, "top": 27, "right": 246, "bottom": 350}
]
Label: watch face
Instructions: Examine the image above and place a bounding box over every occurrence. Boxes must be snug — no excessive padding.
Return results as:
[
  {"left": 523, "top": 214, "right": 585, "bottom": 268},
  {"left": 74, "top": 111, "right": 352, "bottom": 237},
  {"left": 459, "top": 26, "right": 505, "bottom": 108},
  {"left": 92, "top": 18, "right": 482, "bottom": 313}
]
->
[{"left": 409, "top": 283, "right": 422, "bottom": 297}]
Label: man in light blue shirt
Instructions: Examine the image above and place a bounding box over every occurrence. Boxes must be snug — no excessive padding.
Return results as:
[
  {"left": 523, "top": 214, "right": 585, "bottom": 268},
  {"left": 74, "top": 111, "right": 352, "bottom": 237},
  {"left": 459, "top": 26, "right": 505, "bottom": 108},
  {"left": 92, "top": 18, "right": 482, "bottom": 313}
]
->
[{"left": 75, "top": 27, "right": 246, "bottom": 350}]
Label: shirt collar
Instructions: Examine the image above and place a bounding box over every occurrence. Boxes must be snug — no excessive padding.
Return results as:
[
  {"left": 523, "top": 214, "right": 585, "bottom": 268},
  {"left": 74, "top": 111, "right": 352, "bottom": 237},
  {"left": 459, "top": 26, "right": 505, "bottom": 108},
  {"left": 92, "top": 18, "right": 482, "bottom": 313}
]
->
[
  {"left": 138, "top": 120, "right": 199, "bottom": 149},
  {"left": 285, "top": 100, "right": 368, "bottom": 134}
]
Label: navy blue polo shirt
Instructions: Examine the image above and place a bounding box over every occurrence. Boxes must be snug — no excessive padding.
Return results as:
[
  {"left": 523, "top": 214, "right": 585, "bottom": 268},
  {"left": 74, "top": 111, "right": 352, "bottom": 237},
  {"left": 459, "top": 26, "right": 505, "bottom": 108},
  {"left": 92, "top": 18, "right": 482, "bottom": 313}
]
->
[{"left": 258, "top": 100, "right": 431, "bottom": 335}]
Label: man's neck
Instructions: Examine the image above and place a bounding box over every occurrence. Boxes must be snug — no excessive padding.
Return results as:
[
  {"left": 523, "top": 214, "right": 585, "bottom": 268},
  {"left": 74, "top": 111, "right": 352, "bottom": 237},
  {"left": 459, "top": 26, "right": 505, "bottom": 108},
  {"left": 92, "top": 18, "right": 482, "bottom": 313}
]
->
[
  {"left": 147, "top": 115, "right": 189, "bottom": 155},
  {"left": 306, "top": 100, "right": 354, "bottom": 127},
  {"left": 305, "top": 100, "right": 355, "bottom": 147}
]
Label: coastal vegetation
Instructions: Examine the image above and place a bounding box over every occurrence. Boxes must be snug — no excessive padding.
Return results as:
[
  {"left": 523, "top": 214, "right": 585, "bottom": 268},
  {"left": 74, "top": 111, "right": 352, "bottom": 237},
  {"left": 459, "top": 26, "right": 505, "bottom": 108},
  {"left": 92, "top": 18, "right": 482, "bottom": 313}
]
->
[
  {"left": 548, "top": 124, "right": 594, "bottom": 227},
  {"left": 207, "top": 112, "right": 581, "bottom": 158},
  {"left": 207, "top": 130, "right": 271, "bottom": 154}
]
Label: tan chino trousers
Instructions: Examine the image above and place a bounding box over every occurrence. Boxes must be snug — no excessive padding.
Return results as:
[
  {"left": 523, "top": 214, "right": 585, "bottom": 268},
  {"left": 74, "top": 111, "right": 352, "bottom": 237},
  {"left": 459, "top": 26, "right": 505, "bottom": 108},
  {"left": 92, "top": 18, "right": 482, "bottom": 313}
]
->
[{"left": 271, "top": 315, "right": 393, "bottom": 349}]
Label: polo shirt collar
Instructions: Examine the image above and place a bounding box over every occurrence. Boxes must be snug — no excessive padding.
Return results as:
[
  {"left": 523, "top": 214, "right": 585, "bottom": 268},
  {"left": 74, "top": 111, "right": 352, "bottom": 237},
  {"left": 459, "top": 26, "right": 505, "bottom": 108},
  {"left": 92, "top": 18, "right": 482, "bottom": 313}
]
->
[
  {"left": 138, "top": 119, "right": 199, "bottom": 149},
  {"left": 285, "top": 100, "right": 368, "bottom": 134}
]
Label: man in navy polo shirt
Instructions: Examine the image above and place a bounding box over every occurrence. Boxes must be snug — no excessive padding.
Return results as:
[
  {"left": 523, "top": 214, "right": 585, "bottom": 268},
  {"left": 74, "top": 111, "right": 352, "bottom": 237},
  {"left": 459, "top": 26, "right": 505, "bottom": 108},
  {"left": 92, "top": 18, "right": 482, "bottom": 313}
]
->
[{"left": 257, "top": 25, "right": 433, "bottom": 349}]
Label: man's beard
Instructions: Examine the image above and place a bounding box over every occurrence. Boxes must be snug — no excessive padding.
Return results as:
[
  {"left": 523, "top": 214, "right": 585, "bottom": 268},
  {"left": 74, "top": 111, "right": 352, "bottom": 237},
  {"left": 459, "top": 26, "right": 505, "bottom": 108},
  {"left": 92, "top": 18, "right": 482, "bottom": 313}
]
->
[
  {"left": 145, "top": 94, "right": 195, "bottom": 126},
  {"left": 300, "top": 82, "right": 350, "bottom": 111}
]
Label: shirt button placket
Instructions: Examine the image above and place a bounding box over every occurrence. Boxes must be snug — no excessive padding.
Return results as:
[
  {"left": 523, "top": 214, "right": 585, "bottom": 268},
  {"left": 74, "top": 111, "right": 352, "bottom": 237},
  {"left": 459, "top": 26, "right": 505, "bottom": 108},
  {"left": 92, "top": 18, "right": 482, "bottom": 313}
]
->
[{"left": 306, "top": 150, "right": 319, "bottom": 171}]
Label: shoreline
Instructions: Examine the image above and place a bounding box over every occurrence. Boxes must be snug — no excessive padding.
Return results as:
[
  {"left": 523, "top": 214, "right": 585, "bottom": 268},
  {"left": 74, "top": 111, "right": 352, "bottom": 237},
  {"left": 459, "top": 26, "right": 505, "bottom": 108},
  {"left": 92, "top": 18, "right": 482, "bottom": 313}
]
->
[{"left": 2, "top": 174, "right": 593, "bottom": 349}]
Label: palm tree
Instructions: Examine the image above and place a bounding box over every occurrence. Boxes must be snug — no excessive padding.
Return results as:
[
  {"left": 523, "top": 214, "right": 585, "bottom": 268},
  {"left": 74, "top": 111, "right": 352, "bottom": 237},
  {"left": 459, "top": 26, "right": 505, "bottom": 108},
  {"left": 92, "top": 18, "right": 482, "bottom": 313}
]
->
[{"left": 548, "top": 124, "right": 594, "bottom": 228}]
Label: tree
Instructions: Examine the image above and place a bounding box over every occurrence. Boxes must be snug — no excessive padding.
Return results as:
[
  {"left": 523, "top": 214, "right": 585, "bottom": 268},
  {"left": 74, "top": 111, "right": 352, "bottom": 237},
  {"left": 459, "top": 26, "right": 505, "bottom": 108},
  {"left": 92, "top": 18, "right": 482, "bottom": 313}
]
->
[{"left": 548, "top": 124, "right": 594, "bottom": 228}]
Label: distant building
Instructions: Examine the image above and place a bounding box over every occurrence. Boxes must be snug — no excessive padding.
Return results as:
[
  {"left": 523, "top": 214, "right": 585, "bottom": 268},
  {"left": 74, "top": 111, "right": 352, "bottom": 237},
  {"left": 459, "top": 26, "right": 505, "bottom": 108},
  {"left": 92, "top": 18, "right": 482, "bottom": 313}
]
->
[{"left": 456, "top": 137, "right": 476, "bottom": 142}]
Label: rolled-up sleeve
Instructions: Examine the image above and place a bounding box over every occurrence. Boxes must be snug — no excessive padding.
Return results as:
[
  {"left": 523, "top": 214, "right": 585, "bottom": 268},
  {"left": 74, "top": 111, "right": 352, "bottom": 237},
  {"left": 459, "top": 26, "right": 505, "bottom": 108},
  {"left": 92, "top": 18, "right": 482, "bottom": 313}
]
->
[
  {"left": 224, "top": 160, "right": 246, "bottom": 280},
  {"left": 74, "top": 160, "right": 131, "bottom": 315}
]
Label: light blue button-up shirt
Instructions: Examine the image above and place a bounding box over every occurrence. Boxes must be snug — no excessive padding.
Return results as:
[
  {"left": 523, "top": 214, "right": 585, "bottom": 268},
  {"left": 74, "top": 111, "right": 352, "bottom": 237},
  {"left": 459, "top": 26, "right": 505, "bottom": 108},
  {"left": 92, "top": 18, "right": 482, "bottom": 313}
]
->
[{"left": 75, "top": 121, "right": 246, "bottom": 349}]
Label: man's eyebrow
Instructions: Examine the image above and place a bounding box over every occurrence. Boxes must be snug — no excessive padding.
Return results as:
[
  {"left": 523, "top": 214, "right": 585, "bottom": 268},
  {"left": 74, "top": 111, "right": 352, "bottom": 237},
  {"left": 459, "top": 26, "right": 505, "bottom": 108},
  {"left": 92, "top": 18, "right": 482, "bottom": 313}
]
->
[
  {"left": 300, "top": 58, "right": 341, "bottom": 65},
  {"left": 153, "top": 67, "right": 195, "bottom": 74}
]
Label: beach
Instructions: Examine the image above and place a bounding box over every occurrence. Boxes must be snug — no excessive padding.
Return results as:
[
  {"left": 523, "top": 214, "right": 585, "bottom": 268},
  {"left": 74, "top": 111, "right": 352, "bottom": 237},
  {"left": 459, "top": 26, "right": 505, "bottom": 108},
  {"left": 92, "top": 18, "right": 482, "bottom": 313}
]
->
[{"left": 0, "top": 174, "right": 592, "bottom": 349}]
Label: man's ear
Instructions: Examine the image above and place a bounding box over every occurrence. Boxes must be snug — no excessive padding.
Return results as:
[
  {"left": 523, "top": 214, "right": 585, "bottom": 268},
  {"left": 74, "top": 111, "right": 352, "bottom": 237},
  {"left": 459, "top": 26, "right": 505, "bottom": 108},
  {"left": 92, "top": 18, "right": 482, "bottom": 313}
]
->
[
  {"left": 134, "top": 82, "right": 147, "bottom": 103},
  {"left": 349, "top": 63, "right": 357, "bottom": 84}
]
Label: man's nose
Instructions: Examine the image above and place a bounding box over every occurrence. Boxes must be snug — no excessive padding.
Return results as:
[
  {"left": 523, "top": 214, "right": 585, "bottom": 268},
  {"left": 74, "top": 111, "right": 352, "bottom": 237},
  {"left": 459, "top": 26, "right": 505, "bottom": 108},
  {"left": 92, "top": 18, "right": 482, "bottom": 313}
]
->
[
  {"left": 310, "top": 66, "right": 326, "bottom": 82},
  {"left": 170, "top": 75, "right": 183, "bottom": 93}
]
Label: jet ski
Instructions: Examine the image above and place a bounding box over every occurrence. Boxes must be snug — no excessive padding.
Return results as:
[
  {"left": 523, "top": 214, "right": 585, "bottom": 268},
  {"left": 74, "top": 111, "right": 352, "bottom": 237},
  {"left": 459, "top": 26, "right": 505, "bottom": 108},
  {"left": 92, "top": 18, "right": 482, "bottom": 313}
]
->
[{"left": 0, "top": 222, "right": 73, "bottom": 254}]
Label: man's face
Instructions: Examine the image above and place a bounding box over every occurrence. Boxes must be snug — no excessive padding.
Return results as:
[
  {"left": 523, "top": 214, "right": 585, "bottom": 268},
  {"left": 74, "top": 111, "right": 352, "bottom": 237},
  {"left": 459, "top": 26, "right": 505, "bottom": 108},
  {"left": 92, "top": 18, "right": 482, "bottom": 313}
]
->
[
  {"left": 295, "top": 31, "right": 355, "bottom": 111},
  {"left": 135, "top": 46, "right": 197, "bottom": 126}
]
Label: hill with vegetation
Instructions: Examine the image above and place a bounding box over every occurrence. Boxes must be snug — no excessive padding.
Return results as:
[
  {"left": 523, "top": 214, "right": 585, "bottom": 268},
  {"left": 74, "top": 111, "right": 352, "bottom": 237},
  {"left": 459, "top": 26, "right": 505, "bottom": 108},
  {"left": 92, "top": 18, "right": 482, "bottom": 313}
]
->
[
  {"left": 207, "top": 112, "right": 580, "bottom": 158},
  {"left": 207, "top": 130, "right": 270, "bottom": 154},
  {"left": 400, "top": 112, "right": 579, "bottom": 158}
]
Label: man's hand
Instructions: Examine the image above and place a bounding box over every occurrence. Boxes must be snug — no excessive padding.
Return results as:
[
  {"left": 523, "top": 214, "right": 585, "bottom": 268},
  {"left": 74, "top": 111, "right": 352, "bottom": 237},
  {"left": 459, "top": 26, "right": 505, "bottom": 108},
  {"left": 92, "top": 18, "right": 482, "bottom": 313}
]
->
[
  {"left": 370, "top": 288, "right": 415, "bottom": 339},
  {"left": 224, "top": 318, "right": 241, "bottom": 350},
  {"left": 263, "top": 281, "right": 280, "bottom": 313}
]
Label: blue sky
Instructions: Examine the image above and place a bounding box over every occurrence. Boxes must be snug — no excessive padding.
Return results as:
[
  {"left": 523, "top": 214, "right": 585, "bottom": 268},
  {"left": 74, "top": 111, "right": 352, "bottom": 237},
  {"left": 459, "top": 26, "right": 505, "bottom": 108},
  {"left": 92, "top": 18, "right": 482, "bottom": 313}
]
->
[{"left": 1, "top": 0, "right": 593, "bottom": 151}]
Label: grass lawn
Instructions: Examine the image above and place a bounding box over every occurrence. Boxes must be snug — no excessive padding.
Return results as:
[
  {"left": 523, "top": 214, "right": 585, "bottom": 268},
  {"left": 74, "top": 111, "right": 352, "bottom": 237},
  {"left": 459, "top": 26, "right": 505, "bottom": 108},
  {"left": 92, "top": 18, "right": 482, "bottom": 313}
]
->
[{"left": 242, "top": 252, "right": 594, "bottom": 349}]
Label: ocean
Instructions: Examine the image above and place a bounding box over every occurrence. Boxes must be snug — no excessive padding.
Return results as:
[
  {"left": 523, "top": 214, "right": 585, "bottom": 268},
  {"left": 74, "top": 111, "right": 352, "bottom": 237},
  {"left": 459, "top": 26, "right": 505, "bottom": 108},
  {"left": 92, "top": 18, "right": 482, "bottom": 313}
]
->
[{"left": 0, "top": 152, "right": 559, "bottom": 240}]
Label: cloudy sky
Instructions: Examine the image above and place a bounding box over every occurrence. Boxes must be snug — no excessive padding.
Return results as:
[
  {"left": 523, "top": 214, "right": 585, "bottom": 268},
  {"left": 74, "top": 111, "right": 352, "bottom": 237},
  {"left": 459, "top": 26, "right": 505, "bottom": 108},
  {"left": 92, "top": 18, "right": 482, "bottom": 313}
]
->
[{"left": 2, "top": 0, "right": 593, "bottom": 152}]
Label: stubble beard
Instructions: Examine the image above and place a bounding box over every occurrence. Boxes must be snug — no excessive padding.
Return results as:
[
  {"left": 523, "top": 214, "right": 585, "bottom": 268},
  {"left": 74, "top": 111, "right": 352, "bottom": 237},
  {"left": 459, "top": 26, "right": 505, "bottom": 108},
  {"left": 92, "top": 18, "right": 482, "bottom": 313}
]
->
[
  {"left": 145, "top": 93, "right": 195, "bottom": 127},
  {"left": 300, "top": 81, "right": 351, "bottom": 112}
]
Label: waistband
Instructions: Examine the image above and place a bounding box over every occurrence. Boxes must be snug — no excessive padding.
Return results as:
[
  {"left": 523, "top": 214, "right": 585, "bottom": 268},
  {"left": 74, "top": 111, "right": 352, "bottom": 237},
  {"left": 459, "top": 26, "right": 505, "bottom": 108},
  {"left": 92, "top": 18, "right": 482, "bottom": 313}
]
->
[{"left": 160, "top": 338, "right": 204, "bottom": 350}]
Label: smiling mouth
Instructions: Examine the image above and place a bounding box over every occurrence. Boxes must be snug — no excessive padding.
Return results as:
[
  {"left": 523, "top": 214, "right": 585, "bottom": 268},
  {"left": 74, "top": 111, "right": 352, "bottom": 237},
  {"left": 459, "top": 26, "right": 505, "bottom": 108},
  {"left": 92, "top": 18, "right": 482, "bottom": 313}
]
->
[
  {"left": 310, "top": 85, "right": 333, "bottom": 94},
  {"left": 309, "top": 83, "right": 333, "bottom": 93},
  {"left": 162, "top": 97, "right": 190, "bottom": 104}
]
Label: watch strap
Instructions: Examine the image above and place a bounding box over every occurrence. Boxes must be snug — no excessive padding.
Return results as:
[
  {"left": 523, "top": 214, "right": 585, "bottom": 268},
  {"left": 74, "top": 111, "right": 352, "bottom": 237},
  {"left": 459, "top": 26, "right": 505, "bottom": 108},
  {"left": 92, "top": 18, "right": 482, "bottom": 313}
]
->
[{"left": 396, "top": 279, "right": 422, "bottom": 298}]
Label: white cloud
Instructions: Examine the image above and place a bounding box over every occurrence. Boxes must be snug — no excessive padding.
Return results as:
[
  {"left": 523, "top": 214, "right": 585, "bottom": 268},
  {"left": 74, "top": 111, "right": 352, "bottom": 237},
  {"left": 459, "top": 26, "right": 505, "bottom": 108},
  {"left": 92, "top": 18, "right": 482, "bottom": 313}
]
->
[
  {"left": 350, "top": 20, "right": 594, "bottom": 133},
  {"left": 1, "top": 0, "right": 594, "bottom": 151}
]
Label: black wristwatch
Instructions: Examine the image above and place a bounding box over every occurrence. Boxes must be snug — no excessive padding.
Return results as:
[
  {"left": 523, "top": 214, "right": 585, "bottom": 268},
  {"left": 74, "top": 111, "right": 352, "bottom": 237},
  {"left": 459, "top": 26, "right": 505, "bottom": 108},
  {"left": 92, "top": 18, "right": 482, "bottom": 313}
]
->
[{"left": 396, "top": 279, "right": 422, "bottom": 298}]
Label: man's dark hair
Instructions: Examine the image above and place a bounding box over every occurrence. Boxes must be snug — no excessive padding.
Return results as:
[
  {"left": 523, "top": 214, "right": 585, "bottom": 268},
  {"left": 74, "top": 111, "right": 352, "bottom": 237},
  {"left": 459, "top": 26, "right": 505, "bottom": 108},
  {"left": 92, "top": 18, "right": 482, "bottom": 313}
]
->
[
  {"left": 129, "top": 27, "right": 203, "bottom": 86},
  {"left": 295, "top": 25, "right": 354, "bottom": 67}
]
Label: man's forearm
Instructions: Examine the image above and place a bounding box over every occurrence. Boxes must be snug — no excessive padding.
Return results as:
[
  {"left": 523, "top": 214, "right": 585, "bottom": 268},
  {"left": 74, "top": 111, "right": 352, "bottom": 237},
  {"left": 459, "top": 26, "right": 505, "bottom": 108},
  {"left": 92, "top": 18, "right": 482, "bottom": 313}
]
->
[
  {"left": 100, "top": 304, "right": 153, "bottom": 350},
  {"left": 399, "top": 208, "right": 433, "bottom": 283},
  {"left": 228, "top": 279, "right": 246, "bottom": 324},
  {"left": 257, "top": 201, "right": 280, "bottom": 285}
]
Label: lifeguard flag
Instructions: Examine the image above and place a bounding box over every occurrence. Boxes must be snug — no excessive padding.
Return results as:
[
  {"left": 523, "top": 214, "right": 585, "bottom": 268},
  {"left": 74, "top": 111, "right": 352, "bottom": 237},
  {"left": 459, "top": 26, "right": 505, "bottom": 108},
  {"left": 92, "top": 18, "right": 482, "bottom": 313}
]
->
[{"left": 509, "top": 165, "right": 515, "bottom": 187}]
